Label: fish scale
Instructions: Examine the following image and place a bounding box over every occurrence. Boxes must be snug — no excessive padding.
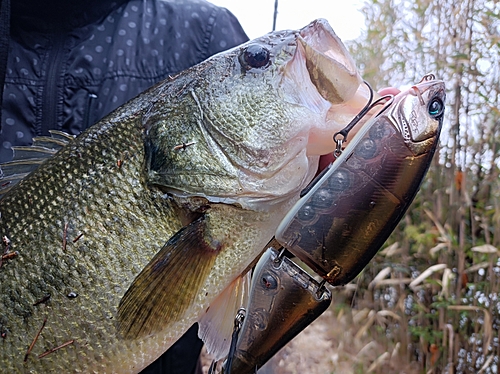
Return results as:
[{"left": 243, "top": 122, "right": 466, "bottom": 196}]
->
[{"left": 0, "top": 109, "right": 184, "bottom": 372}]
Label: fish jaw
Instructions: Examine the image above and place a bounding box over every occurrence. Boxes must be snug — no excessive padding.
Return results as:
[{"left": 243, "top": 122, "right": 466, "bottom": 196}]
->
[
  {"left": 257, "top": 18, "right": 368, "bottom": 162},
  {"left": 292, "top": 19, "right": 377, "bottom": 157},
  {"left": 298, "top": 19, "right": 361, "bottom": 105}
]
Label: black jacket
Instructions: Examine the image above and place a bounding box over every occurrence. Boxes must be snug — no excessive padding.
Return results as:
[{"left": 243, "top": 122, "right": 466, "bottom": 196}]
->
[{"left": 0, "top": 0, "right": 248, "bottom": 162}]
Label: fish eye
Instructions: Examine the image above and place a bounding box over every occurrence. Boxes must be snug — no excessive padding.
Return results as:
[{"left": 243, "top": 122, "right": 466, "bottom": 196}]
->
[
  {"left": 428, "top": 97, "right": 444, "bottom": 118},
  {"left": 240, "top": 44, "right": 271, "bottom": 70}
]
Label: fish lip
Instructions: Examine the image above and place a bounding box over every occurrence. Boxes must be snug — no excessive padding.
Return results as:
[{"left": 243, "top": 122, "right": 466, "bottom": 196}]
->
[{"left": 298, "top": 19, "right": 362, "bottom": 105}]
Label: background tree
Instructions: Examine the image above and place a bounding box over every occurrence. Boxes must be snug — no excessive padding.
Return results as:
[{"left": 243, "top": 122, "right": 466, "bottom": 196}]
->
[{"left": 343, "top": 1, "right": 500, "bottom": 372}]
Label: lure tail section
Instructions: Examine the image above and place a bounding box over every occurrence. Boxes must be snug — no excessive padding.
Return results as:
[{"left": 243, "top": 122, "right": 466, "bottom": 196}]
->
[{"left": 222, "top": 247, "right": 331, "bottom": 374}]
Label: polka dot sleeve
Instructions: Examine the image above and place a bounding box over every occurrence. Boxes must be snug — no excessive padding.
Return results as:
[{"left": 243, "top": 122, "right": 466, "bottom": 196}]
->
[{"left": 204, "top": 6, "right": 249, "bottom": 58}]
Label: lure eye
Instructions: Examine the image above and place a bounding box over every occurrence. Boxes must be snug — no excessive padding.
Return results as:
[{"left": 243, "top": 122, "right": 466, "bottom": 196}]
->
[
  {"left": 240, "top": 44, "right": 271, "bottom": 70},
  {"left": 428, "top": 97, "right": 444, "bottom": 118}
]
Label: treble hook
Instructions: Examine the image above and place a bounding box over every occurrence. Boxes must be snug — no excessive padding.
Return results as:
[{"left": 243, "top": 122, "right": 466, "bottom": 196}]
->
[
  {"left": 332, "top": 81, "right": 394, "bottom": 158},
  {"left": 208, "top": 360, "right": 218, "bottom": 374},
  {"left": 316, "top": 279, "right": 328, "bottom": 299},
  {"left": 222, "top": 308, "right": 246, "bottom": 374}
]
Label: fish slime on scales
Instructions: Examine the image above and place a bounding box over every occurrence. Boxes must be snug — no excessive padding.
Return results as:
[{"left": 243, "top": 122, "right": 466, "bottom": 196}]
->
[{"left": 0, "top": 19, "right": 381, "bottom": 372}]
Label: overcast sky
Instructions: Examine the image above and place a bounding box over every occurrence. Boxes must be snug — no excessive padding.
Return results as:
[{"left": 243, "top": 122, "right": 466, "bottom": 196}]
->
[{"left": 209, "top": 0, "right": 365, "bottom": 41}]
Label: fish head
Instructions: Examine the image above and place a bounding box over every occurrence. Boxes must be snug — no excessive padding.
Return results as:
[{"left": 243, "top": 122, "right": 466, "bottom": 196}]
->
[
  {"left": 146, "top": 19, "right": 370, "bottom": 212},
  {"left": 386, "top": 74, "right": 446, "bottom": 155}
]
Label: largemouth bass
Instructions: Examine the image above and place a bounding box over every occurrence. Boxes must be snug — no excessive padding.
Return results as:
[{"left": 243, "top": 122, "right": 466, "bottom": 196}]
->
[{"left": 0, "top": 20, "right": 372, "bottom": 373}]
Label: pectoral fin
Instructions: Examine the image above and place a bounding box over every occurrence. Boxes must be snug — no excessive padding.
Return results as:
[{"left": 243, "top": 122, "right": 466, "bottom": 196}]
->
[{"left": 118, "top": 216, "right": 221, "bottom": 339}]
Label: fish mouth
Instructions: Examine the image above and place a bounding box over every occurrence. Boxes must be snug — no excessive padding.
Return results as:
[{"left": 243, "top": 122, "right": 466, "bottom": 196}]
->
[
  {"left": 295, "top": 20, "right": 418, "bottom": 177},
  {"left": 295, "top": 19, "right": 367, "bottom": 170},
  {"left": 298, "top": 19, "right": 361, "bottom": 105}
]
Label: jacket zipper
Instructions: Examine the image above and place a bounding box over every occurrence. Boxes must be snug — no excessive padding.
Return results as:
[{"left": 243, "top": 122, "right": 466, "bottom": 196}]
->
[{"left": 41, "top": 32, "right": 66, "bottom": 136}]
